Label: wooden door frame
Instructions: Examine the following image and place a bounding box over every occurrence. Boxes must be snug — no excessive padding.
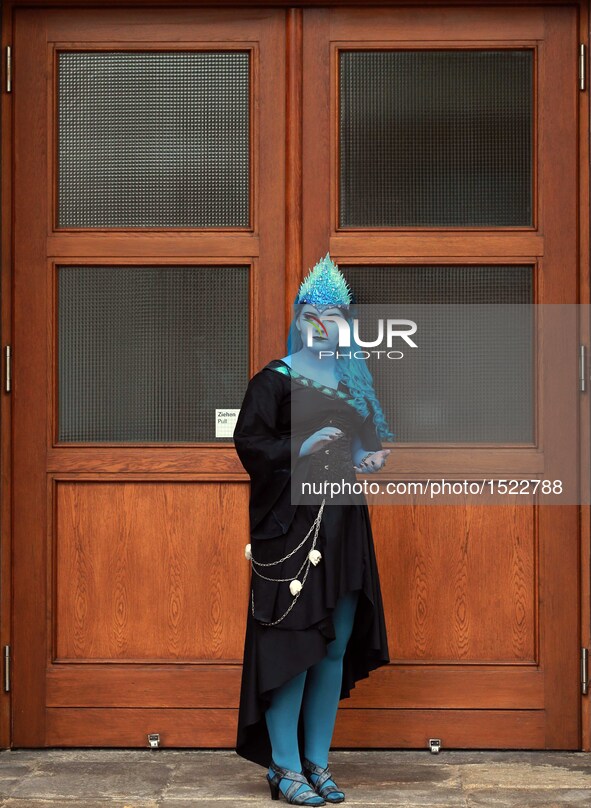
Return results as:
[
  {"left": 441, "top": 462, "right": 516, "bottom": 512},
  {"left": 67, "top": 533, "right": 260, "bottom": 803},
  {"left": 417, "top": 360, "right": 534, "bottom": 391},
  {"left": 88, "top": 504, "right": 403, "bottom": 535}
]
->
[{"left": 1, "top": 0, "right": 589, "bottom": 751}]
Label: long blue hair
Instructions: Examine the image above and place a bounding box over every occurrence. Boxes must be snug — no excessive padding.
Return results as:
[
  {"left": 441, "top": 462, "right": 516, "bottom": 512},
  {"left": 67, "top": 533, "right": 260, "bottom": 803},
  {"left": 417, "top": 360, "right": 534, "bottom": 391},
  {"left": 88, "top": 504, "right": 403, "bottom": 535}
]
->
[{"left": 286, "top": 302, "right": 395, "bottom": 442}]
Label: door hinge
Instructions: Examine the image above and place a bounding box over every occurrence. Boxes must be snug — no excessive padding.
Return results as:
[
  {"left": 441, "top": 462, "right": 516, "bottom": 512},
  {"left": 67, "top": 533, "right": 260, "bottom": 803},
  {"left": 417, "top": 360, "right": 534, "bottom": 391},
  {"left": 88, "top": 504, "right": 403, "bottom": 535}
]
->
[
  {"left": 5, "top": 45, "right": 11, "bottom": 93},
  {"left": 5, "top": 345, "right": 11, "bottom": 393},
  {"left": 582, "top": 647, "right": 588, "bottom": 695},
  {"left": 3, "top": 645, "right": 10, "bottom": 692},
  {"left": 580, "top": 344, "right": 587, "bottom": 391},
  {"left": 580, "top": 44, "right": 586, "bottom": 91}
]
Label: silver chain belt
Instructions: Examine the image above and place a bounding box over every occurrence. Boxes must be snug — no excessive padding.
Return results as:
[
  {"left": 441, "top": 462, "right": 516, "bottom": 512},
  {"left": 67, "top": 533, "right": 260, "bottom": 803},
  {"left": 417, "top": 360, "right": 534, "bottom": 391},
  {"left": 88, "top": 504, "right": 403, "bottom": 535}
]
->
[{"left": 247, "top": 498, "right": 326, "bottom": 626}]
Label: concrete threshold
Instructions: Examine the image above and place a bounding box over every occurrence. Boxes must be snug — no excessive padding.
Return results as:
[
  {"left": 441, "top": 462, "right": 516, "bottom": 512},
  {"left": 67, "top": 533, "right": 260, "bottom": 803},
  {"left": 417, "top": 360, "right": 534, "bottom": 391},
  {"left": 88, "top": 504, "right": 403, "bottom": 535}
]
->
[{"left": 1, "top": 749, "right": 591, "bottom": 807}]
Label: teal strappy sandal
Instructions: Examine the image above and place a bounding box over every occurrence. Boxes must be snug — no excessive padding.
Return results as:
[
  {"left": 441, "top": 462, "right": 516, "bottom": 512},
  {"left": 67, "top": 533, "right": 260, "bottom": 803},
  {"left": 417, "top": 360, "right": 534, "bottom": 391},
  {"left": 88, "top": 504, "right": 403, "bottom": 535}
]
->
[
  {"left": 302, "top": 757, "right": 345, "bottom": 803},
  {"left": 267, "top": 759, "right": 326, "bottom": 805}
]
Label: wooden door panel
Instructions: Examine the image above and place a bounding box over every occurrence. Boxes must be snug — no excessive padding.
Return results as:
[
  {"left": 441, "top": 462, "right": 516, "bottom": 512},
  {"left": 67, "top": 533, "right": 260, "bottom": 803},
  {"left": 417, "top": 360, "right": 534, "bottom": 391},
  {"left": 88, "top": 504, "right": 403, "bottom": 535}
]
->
[
  {"left": 373, "top": 503, "right": 536, "bottom": 662},
  {"left": 14, "top": 6, "right": 285, "bottom": 745},
  {"left": 55, "top": 481, "right": 250, "bottom": 661},
  {"left": 303, "top": 4, "right": 580, "bottom": 748}
]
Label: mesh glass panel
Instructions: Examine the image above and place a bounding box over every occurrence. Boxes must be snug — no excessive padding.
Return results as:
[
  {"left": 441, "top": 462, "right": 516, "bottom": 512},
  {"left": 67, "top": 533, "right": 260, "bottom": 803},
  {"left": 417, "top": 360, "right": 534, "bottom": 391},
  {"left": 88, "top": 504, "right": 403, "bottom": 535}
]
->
[
  {"left": 339, "top": 50, "right": 533, "bottom": 227},
  {"left": 58, "top": 265, "right": 249, "bottom": 442},
  {"left": 341, "top": 265, "right": 534, "bottom": 443},
  {"left": 58, "top": 51, "right": 250, "bottom": 228}
]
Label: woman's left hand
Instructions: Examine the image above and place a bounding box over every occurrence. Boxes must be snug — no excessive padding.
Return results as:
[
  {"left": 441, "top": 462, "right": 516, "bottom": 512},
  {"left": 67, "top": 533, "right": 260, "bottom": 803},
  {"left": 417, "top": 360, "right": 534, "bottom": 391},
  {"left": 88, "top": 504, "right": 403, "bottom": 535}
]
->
[{"left": 353, "top": 448, "right": 391, "bottom": 473}]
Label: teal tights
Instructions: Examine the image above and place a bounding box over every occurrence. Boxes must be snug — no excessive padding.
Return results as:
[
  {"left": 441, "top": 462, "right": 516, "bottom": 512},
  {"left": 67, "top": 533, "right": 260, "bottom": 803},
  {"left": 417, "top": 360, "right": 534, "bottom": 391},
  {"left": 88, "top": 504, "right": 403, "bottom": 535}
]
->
[{"left": 265, "top": 590, "right": 360, "bottom": 801}]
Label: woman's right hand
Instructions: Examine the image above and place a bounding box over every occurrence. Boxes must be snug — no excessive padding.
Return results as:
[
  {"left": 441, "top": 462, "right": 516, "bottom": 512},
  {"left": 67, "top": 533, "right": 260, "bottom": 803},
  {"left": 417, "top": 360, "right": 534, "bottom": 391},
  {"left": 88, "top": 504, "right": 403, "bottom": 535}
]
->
[{"left": 299, "top": 426, "right": 344, "bottom": 457}]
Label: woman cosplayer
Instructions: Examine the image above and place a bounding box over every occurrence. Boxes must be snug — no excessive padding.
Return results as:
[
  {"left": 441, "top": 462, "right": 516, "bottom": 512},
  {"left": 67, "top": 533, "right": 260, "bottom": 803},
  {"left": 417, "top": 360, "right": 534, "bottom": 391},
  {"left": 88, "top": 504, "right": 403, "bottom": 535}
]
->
[{"left": 233, "top": 254, "right": 394, "bottom": 804}]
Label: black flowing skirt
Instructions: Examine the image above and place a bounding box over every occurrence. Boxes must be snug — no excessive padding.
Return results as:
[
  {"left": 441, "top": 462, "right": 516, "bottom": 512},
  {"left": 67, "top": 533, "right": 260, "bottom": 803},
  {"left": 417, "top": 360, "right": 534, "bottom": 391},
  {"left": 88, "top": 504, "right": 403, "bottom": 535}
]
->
[{"left": 235, "top": 491, "right": 391, "bottom": 768}]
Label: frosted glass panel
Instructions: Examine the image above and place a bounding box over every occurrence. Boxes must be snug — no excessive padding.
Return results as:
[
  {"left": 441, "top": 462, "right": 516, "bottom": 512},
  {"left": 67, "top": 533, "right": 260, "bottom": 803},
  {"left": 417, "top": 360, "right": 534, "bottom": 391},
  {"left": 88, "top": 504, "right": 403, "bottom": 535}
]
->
[
  {"left": 341, "top": 265, "right": 534, "bottom": 443},
  {"left": 58, "top": 51, "right": 250, "bottom": 227},
  {"left": 339, "top": 50, "right": 533, "bottom": 227},
  {"left": 58, "top": 265, "right": 249, "bottom": 442}
]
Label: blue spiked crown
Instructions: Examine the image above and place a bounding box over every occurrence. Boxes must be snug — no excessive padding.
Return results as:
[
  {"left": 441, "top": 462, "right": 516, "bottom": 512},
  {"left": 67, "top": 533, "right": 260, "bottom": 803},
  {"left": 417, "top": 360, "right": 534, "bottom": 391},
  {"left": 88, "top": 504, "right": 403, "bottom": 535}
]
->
[{"left": 296, "top": 252, "right": 353, "bottom": 310}]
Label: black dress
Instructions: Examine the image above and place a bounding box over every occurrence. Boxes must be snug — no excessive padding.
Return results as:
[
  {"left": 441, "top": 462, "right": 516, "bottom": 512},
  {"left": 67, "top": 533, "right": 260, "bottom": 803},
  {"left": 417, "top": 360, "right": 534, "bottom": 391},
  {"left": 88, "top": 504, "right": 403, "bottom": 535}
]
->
[{"left": 233, "top": 358, "right": 390, "bottom": 768}]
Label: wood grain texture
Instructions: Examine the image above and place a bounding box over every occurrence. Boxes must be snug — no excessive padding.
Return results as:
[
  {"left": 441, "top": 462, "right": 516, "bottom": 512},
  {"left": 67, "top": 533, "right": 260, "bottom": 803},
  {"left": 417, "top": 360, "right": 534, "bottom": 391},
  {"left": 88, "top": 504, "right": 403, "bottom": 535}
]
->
[
  {"left": 5, "top": 0, "right": 583, "bottom": 8},
  {"left": 5, "top": 1, "right": 587, "bottom": 754},
  {"left": 578, "top": 0, "right": 590, "bottom": 754},
  {"left": 302, "top": 2, "right": 581, "bottom": 751},
  {"left": 11, "top": 6, "right": 286, "bottom": 746},
  {"left": 55, "top": 482, "right": 250, "bottom": 660},
  {"left": 46, "top": 664, "right": 544, "bottom": 709},
  {"left": 45, "top": 707, "right": 546, "bottom": 748},
  {"left": 371, "top": 503, "right": 535, "bottom": 661}
]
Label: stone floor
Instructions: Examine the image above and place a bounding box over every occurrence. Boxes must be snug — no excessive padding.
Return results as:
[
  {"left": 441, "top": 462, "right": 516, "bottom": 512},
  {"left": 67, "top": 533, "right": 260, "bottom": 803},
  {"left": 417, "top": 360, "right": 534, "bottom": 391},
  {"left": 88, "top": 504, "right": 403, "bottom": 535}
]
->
[{"left": 0, "top": 749, "right": 591, "bottom": 807}]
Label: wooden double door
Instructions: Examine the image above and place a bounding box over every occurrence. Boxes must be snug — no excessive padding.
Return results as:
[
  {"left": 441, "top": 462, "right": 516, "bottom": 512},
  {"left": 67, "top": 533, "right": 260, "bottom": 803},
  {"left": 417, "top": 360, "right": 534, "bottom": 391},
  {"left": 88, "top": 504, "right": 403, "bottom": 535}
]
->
[{"left": 8, "top": 2, "right": 583, "bottom": 749}]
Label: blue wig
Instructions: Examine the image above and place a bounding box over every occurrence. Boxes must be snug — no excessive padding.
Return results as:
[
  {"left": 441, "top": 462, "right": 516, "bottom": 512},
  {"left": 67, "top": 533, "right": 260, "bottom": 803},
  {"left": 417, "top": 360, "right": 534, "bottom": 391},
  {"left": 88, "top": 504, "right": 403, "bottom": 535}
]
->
[{"left": 286, "top": 301, "right": 395, "bottom": 442}]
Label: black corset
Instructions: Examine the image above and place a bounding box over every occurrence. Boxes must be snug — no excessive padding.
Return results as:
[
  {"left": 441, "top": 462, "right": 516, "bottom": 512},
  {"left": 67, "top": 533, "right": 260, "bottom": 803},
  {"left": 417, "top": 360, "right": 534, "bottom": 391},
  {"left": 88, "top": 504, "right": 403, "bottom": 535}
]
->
[{"left": 306, "top": 430, "right": 357, "bottom": 486}]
